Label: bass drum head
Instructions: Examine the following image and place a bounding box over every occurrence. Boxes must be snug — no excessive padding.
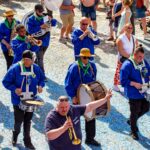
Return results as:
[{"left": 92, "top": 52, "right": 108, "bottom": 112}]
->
[
  {"left": 44, "top": 0, "right": 63, "bottom": 11},
  {"left": 81, "top": 0, "right": 95, "bottom": 7},
  {"left": 88, "top": 81, "right": 110, "bottom": 116},
  {"left": 78, "top": 84, "right": 95, "bottom": 120}
]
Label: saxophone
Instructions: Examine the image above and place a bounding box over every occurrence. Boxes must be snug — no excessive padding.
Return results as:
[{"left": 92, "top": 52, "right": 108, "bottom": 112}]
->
[{"left": 8, "top": 20, "right": 17, "bottom": 56}]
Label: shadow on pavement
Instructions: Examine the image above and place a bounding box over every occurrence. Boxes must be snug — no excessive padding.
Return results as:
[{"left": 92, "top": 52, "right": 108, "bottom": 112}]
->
[
  {"left": 98, "top": 106, "right": 129, "bottom": 135},
  {"left": 0, "top": 101, "right": 14, "bottom": 130},
  {"left": 95, "top": 53, "right": 109, "bottom": 68},
  {"left": 45, "top": 78, "right": 67, "bottom": 101},
  {"left": 32, "top": 102, "right": 54, "bottom": 133},
  {"left": 0, "top": 135, "right": 3, "bottom": 144},
  {"left": 0, "top": 0, "right": 24, "bottom": 9},
  {"left": 138, "top": 132, "right": 150, "bottom": 149}
]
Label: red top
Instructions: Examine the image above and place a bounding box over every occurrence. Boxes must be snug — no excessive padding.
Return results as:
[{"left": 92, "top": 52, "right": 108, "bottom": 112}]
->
[{"left": 136, "top": 0, "right": 144, "bottom": 8}]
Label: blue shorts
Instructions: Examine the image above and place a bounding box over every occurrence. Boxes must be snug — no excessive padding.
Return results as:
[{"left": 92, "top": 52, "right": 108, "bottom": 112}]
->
[
  {"left": 136, "top": 8, "right": 146, "bottom": 18},
  {"left": 81, "top": 4, "right": 96, "bottom": 21}
]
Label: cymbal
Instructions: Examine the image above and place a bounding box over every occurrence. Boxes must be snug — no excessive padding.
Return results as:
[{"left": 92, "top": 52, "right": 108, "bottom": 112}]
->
[{"left": 25, "top": 100, "right": 44, "bottom": 106}]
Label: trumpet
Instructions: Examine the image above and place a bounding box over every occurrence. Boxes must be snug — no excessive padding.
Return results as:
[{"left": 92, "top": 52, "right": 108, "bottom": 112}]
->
[
  {"left": 27, "top": 35, "right": 42, "bottom": 46},
  {"left": 66, "top": 115, "right": 81, "bottom": 145}
]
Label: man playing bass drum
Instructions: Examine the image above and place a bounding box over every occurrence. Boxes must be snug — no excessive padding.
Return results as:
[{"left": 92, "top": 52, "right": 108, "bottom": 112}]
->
[{"left": 65, "top": 48, "right": 100, "bottom": 146}]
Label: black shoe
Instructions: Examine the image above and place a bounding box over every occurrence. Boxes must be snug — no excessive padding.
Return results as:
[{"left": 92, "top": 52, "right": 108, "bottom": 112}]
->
[
  {"left": 12, "top": 131, "right": 19, "bottom": 146},
  {"left": 85, "top": 139, "right": 101, "bottom": 146},
  {"left": 24, "top": 140, "right": 35, "bottom": 150},
  {"left": 130, "top": 132, "right": 139, "bottom": 140},
  {"left": 127, "top": 120, "right": 139, "bottom": 132}
]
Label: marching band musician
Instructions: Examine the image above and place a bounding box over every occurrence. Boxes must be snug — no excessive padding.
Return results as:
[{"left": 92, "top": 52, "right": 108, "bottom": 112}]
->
[
  {"left": 45, "top": 91, "right": 112, "bottom": 150},
  {"left": 64, "top": 48, "right": 100, "bottom": 146},
  {"left": 120, "top": 45, "right": 150, "bottom": 140},
  {"left": 71, "top": 17, "right": 100, "bottom": 61},
  {"left": 27, "top": 4, "right": 57, "bottom": 81},
  {"left": 0, "top": 9, "right": 20, "bottom": 70},
  {"left": 2, "top": 50, "right": 45, "bottom": 149},
  {"left": 11, "top": 24, "right": 39, "bottom": 64}
]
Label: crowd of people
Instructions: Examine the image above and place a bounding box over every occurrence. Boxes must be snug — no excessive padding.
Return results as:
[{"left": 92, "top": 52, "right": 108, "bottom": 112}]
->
[{"left": 0, "top": 0, "right": 150, "bottom": 150}]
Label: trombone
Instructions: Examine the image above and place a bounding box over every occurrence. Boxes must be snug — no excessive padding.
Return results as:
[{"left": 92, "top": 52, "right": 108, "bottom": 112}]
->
[{"left": 66, "top": 115, "right": 81, "bottom": 145}]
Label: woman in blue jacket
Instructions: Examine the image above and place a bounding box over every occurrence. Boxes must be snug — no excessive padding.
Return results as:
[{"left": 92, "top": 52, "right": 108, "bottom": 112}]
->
[{"left": 120, "top": 45, "right": 150, "bottom": 140}]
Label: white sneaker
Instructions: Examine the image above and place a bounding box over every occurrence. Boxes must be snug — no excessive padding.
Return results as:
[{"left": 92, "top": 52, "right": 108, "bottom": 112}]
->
[
  {"left": 112, "top": 85, "right": 120, "bottom": 92},
  {"left": 144, "top": 34, "right": 150, "bottom": 40}
]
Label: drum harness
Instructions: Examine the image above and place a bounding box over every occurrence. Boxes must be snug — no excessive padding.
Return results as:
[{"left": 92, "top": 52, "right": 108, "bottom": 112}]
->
[
  {"left": 77, "top": 61, "right": 95, "bottom": 84},
  {"left": 18, "top": 61, "right": 37, "bottom": 112},
  {"left": 129, "top": 57, "right": 150, "bottom": 101}
]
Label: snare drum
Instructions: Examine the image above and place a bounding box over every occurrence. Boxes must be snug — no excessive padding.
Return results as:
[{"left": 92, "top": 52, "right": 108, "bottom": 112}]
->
[
  {"left": 19, "top": 96, "right": 44, "bottom": 112},
  {"left": 77, "top": 81, "right": 110, "bottom": 121}
]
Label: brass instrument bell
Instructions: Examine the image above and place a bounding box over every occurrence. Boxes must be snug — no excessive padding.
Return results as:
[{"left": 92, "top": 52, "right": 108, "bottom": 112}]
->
[{"left": 66, "top": 115, "right": 81, "bottom": 145}]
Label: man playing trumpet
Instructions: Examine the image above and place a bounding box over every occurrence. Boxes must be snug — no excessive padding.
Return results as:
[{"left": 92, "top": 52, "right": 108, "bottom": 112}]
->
[
  {"left": 0, "top": 9, "right": 20, "bottom": 70},
  {"left": 71, "top": 17, "right": 100, "bottom": 61},
  {"left": 45, "top": 90, "right": 112, "bottom": 150},
  {"left": 11, "top": 24, "right": 39, "bottom": 64}
]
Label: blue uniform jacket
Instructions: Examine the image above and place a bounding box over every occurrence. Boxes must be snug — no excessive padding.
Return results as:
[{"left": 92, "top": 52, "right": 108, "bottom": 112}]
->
[
  {"left": 27, "top": 15, "right": 57, "bottom": 47},
  {"left": 0, "top": 19, "right": 20, "bottom": 52},
  {"left": 65, "top": 61, "right": 97, "bottom": 98},
  {"left": 120, "top": 59, "right": 150, "bottom": 100},
  {"left": 71, "top": 27, "right": 100, "bottom": 60},
  {"left": 11, "top": 37, "right": 39, "bottom": 64},
  {"left": 2, "top": 63, "right": 45, "bottom": 105}
]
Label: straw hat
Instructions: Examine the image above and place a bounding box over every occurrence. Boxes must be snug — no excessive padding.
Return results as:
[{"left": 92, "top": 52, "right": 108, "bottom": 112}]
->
[
  {"left": 2, "top": 9, "right": 16, "bottom": 17},
  {"left": 76, "top": 48, "right": 95, "bottom": 57}
]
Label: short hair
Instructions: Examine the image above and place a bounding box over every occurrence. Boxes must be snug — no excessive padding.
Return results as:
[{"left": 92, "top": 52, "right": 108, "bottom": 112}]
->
[
  {"left": 16, "top": 24, "right": 25, "bottom": 32},
  {"left": 134, "top": 44, "right": 145, "bottom": 54},
  {"left": 34, "top": 4, "right": 44, "bottom": 12}
]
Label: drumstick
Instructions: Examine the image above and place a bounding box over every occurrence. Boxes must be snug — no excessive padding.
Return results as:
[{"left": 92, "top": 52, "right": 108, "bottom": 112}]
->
[{"left": 20, "top": 77, "right": 25, "bottom": 90}]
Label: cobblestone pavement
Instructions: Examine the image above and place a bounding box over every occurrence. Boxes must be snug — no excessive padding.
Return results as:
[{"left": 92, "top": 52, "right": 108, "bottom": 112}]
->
[{"left": 0, "top": 0, "right": 150, "bottom": 150}]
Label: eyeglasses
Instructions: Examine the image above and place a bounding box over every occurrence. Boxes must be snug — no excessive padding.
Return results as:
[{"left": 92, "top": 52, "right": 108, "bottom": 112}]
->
[
  {"left": 59, "top": 98, "right": 69, "bottom": 102},
  {"left": 81, "top": 23, "right": 88, "bottom": 26},
  {"left": 83, "top": 57, "right": 90, "bottom": 59}
]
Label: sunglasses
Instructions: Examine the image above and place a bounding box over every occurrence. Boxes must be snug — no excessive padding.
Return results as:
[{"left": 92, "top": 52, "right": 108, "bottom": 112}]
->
[
  {"left": 128, "top": 27, "right": 133, "bottom": 29},
  {"left": 7, "top": 15, "right": 14, "bottom": 18},
  {"left": 59, "top": 98, "right": 69, "bottom": 102},
  {"left": 82, "top": 23, "right": 88, "bottom": 26},
  {"left": 83, "top": 57, "right": 90, "bottom": 59}
]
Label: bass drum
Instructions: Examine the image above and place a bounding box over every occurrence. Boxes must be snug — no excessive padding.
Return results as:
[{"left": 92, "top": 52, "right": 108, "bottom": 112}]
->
[
  {"left": 77, "top": 81, "right": 110, "bottom": 121},
  {"left": 81, "top": 0, "right": 95, "bottom": 7},
  {"left": 44, "top": 0, "right": 63, "bottom": 11}
]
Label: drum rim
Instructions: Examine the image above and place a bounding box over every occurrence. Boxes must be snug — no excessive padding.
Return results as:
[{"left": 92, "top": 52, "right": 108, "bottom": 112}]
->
[
  {"left": 77, "top": 81, "right": 111, "bottom": 121},
  {"left": 77, "top": 83, "right": 95, "bottom": 120}
]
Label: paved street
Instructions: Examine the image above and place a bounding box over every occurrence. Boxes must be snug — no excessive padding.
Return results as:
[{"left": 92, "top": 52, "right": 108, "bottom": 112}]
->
[{"left": 0, "top": 0, "right": 150, "bottom": 150}]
